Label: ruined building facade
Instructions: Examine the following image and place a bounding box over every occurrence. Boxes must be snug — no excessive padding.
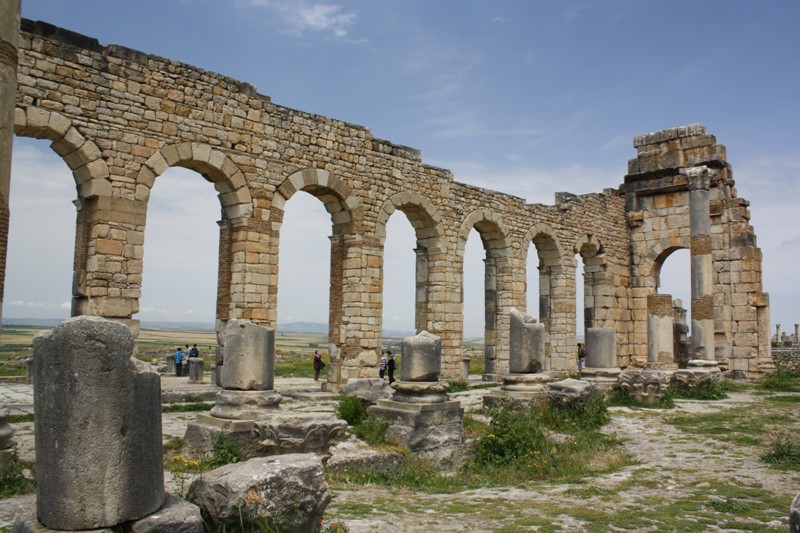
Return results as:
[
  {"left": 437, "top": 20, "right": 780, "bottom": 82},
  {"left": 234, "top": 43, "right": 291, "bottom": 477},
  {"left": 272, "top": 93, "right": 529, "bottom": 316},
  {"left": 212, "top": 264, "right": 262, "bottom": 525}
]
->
[{"left": 1, "top": 21, "right": 772, "bottom": 384}]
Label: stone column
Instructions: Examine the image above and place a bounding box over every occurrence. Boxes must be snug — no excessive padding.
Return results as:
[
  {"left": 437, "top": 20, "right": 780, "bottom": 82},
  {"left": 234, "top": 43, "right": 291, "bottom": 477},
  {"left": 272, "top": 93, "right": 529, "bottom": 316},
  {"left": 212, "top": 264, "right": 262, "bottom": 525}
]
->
[
  {"left": 0, "top": 0, "right": 20, "bottom": 330},
  {"left": 775, "top": 323, "right": 781, "bottom": 344},
  {"left": 584, "top": 327, "right": 617, "bottom": 368},
  {"left": 414, "top": 245, "right": 428, "bottom": 333},
  {"left": 483, "top": 257, "right": 498, "bottom": 378},
  {"left": 795, "top": 324, "right": 799, "bottom": 344},
  {"left": 647, "top": 294, "right": 675, "bottom": 365},
  {"left": 400, "top": 330, "right": 441, "bottom": 382},
  {"left": 682, "top": 166, "right": 715, "bottom": 361},
  {"left": 33, "top": 316, "right": 164, "bottom": 530},
  {"left": 219, "top": 319, "right": 274, "bottom": 391},
  {"left": 508, "top": 307, "right": 545, "bottom": 373}
]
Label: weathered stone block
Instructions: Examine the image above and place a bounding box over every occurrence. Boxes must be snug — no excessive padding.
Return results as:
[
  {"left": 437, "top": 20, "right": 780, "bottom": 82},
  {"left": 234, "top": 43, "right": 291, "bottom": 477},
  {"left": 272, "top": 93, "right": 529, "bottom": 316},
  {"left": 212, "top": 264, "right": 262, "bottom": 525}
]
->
[
  {"left": 400, "top": 330, "right": 441, "bottom": 382},
  {"left": 190, "top": 454, "right": 330, "bottom": 532},
  {"left": 221, "top": 319, "right": 275, "bottom": 390},
  {"left": 33, "top": 316, "right": 164, "bottom": 530}
]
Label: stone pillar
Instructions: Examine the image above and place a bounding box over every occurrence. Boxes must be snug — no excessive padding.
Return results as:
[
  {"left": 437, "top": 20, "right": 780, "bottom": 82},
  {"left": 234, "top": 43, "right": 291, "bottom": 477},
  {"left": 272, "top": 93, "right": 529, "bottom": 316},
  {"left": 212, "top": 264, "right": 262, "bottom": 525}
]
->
[
  {"left": 585, "top": 327, "right": 616, "bottom": 368},
  {"left": 33, "top": 316, "right": 164, "bottom": 530},
  {"left": 414, "top": 245, "right": 428, "bottom": 333},
  {"left": 775, "top": 323, "right": 781, "bottom": 344},
  {"left": 508, "top": 307, "right": 545, "bottom": 373},
  {"left": 370, "top": 331, "right": 464, "bottom": 465},
  {"left": 647, "top": 294, "right": 675, "bottom": 365},
  {"left": 682, "top": 166, "right": 715, "bottom": 361},
  {"left": 795, "top": 324, "right": 799, "bottom": 344},
  {"left": 165, "top": 354, "right": 176, "bottom": 375},
  {"left": 483, "top": 257, "right": 498, "bottom": 378},
  {"left": 220, "top": 319, "right": 274, "bottom": 390},
  {"left": 0, "top": 0, "right": 20, "bottom": 330},
  {"left": 188, "top": 357, "right": 204, "bottom": 384},
  {"left": 401, "top": 330, "right": 441, "bottom": 382}
]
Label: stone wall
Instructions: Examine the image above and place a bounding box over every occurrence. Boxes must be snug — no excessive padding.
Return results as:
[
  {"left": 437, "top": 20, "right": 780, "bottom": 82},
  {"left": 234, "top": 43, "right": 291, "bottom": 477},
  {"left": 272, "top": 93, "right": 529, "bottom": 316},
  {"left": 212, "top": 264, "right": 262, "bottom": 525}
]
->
[
  {"left": 6, "top": 19, "right": 772, "bottom": 384},
  {"left": 772, "top": 349, "right": 800, "bottom": 373}
]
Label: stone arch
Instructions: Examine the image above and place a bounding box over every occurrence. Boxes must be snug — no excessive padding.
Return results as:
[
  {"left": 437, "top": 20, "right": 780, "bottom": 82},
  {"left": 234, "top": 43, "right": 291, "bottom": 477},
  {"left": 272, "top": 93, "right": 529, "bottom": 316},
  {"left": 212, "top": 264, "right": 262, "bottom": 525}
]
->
[
  {"left": 14, "top": 106, "right": 111, "bottom": 199},
  {"left": 375, "top": 191, "right": 445, "bottom": 339},
  {"left": 458, "top": 209, "right": 512, "bottom": 377},
  {"left": 271, "top": 168, "right": 361, "bottom": 385},
  {"left": 375, "top": 191, "right": 443, "bottom": 250},
  {"left": 572, "top": 233, "right": 607, "bottom": 334},
  {"left": 13, "top": 106, "right": 112, "bottom": 320},
  {"left": 138, "top": 142, "right": 253, "bottom": 220},
  {"left": 521, "top": 222, "right": 570, "bottom": 368},
  {"left": 457, "top": 209, "right": 510, "bottom": 258}
]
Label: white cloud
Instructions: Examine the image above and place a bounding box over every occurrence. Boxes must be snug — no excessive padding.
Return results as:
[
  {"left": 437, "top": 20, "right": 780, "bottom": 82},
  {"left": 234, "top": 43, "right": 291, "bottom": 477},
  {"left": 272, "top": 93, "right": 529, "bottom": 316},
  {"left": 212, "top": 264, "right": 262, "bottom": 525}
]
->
[{"left": 244, "top": 0, "right": 358, "bottom": 39}]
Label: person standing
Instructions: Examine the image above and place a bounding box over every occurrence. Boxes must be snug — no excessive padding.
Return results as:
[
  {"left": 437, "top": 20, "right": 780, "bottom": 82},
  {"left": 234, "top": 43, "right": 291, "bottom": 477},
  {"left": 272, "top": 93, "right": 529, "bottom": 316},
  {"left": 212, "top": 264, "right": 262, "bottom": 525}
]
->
[
  {"left": 379, "top": 351, "right": 388, "bottom": 380},
  {"left": 174, "top": 346, "right": 184, "bottom": 377},
  {"left": 189, "top": 343, "right": 199, "bottom": 358},
  {"left": 313, "top": 350, "right": 325, "bottom": 382},
  {"left": 577, "top": 343, "right": 586, "bottom": 371},
  {"left": 387, "top": 351, "right": 396, "bottom": 384}
]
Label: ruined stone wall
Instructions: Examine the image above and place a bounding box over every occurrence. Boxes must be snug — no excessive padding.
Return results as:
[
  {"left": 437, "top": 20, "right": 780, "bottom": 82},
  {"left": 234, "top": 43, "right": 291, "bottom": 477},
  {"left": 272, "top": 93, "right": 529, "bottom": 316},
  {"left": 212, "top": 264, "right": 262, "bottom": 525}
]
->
[
  {"left": 7, "top": 20, "right": 770, "bottom": 383},
  {"left": 622, "top": 125, "right": 771, "bottom": 375}
]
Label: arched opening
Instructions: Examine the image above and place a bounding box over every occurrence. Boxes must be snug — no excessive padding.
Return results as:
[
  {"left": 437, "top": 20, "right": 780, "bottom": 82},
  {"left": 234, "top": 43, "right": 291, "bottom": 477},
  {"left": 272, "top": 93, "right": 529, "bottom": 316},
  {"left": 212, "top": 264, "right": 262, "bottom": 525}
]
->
[
  {"left": 463, "top": 229, "right": 484, "bottom": 374},
  {"left": 526, "top": 244, "right": 539, "bottom": 320},
  {"left": 276, "top": 190, "right": 331, "bottom": 352},
  {"left": 137, "top": 167, "right": 218, "bottom": 331},
  {"left": 382, "top": 213, "right": 416, "bottom": 346},
  {"left": 655, "top": 247, "right": 691, "bottom": 365},
  {"left": 4, "top": 137, "right": 74, "bottom": 324}
]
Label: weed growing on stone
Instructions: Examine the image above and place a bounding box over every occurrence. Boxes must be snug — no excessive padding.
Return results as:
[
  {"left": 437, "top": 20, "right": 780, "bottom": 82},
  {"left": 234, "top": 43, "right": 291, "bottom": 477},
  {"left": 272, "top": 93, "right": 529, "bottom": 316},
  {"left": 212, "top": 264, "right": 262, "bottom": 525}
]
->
[
  {"left": 351, "top": 413, "right": 389, "bottom": 445},
  {"left": 669, "top": 380, "right": 733, "bottom": 401},
  {"left": 206, "top": 431, "right": 243, "bottom": 468},
  {"left": 606, "top": 387, "right": 675, "bottom": 409},
  {"left": 0, "top": 460, "right": 35, "bottom": 498},
  {"left": 335, "top": 395, "right": 367, "bottom": 426}
]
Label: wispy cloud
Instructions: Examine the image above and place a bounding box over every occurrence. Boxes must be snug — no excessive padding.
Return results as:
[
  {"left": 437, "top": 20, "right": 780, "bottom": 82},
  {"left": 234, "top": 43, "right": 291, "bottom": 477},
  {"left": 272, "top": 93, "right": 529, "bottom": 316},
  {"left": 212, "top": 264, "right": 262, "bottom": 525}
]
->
[
  {"left": 8, "top": 300, "right": 70, "bottom": 310},
  {"left": 244, "top": 0, "right": 358, "bottom": 39}
]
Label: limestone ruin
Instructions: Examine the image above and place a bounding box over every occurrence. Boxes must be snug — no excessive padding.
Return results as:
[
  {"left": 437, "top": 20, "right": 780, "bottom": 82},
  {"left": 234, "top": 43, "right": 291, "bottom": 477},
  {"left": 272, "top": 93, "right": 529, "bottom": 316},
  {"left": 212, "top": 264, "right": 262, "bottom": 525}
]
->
[{"left": 0, "top": 19, "right": 773, "bottom": 387}]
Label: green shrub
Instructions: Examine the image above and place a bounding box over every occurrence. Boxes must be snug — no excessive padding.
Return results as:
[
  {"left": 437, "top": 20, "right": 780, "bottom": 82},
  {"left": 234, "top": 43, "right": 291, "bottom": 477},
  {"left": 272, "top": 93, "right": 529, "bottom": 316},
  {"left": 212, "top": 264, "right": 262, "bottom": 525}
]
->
[
  {"left": 670, "top": 381, "right": 729, "bottom": 401},
  {"left": 446, "top": 380, "right": 469, "bottom": 393},
  {"left": 0, "top": 460, "right": 35, "bottom": 498},
  {"left": 206, "top": 431, "right": 243, "bottom": 468},
  {"left": 352, "top": 413, "right": 389, "bottom": 445},
  {"left": 162, "top": 401, "right": 214, "bottom": 413},
  {"left": 336, "top": 395, "right": 367, "bottom": 426}
]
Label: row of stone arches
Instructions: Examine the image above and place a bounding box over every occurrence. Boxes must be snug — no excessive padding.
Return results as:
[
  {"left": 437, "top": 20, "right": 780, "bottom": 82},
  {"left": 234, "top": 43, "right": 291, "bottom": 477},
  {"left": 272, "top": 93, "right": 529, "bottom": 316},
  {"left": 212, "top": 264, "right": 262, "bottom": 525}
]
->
[{"left": 12, "top": 104, "right": 615, "bottom": 382}]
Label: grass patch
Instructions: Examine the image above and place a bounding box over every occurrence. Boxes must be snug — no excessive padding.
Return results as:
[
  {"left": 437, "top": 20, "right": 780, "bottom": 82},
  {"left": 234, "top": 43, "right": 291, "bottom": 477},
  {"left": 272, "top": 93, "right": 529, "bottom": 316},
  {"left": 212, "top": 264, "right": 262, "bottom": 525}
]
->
[
  {"left": 4, "top": 414, "right": 34, "bottom": 424},
  {"left": 761, "top": 430, "right": 800, "bottom": 470},
  {"left": 335, "top": 396, "right": 367, "bottom": 426},
  {"left": 666, "top": 405, "right": 792, "bottom": 447},
  {"left": 162, "top": 402, "right": 214, "bottom": 413},
  {"left": 758, "top": 366, "right": 800, "bottom": 392},
  {"left": 351, "top": 413, "right": 390, "bottom": 446}
]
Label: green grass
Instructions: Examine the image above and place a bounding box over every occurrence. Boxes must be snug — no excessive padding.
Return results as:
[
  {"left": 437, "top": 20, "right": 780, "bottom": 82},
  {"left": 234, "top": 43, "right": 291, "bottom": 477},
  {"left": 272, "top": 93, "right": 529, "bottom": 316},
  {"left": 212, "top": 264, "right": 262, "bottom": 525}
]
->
[
  {"left": 758, "top": 366, "right": 800, "bottom": 392},
  {"left": 0, "top": 460, "right": 35, "bottom": 498},
  {"left": 162, "top": 401, "right": 214, "bottom": 413}
]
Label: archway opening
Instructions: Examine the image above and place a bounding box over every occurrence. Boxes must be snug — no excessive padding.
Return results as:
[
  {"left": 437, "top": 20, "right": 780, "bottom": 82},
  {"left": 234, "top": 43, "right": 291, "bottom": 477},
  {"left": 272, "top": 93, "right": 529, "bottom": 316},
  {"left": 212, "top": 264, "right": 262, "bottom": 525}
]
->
[
  {"left": 574, "top": 253, "right": 586, "bottom": 344},
  {"left": 137, "top": 167, "right": 219, "bottom": 355},
  {"left": 656, "top": 247, "right": 691, "bottom": 365},
  {"left": 4, "top": 137, "right": 74, "bottom": 326},
  {"left": 382, "top": 213, "right": 416, "bottom": 352},
  {"left": 463, "top": 229, "right": 484, "bottom": 374}
]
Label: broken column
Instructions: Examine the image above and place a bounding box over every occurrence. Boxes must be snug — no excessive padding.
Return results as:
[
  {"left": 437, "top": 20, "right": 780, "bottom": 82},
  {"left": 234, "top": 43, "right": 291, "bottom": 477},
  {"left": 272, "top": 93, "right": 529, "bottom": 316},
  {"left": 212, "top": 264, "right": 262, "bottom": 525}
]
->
[
  {"left": 484, "top": 308, "right": 550, "bottom": 409},
  {"left": 188, "top": 356, "right": 204, "bottom": 384},
  {"left": 580, "top": 327, "right": 621, "bottom": 389},
  {"left": 370, "top": 331, "right": 464, "bottom": 465},
  {"left": 647, "top": 294, "right": 675, "bottom": 367},
  {"left": 33, "top": 316, "right": 164, "bottom": 530},
  {"left": 185, "top": 320, "right": 345, "bottom": 458}
]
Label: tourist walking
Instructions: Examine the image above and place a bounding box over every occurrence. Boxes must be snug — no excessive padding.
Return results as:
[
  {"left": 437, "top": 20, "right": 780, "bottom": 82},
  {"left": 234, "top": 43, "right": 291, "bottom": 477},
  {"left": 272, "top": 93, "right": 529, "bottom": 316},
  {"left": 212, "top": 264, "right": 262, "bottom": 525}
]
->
[
  {"left": 379, "top": 351, "right": 388, "bottom": 380},
  {"left": 313, "top": 350, "right": 325, "bottom": 381},
  {"left": 174, "top": 346, "right": 184, "bottom": 377},
  {"left": 387, "top": 351, "right": 396, "bottom": 384}
]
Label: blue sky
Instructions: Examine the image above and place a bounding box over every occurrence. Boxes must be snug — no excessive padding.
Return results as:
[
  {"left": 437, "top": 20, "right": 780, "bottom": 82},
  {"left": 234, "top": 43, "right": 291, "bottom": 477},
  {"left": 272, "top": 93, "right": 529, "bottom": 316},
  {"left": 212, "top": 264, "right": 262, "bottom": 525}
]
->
[{"left": 7, "top": 0, "right": 800, "bottom": 338}]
